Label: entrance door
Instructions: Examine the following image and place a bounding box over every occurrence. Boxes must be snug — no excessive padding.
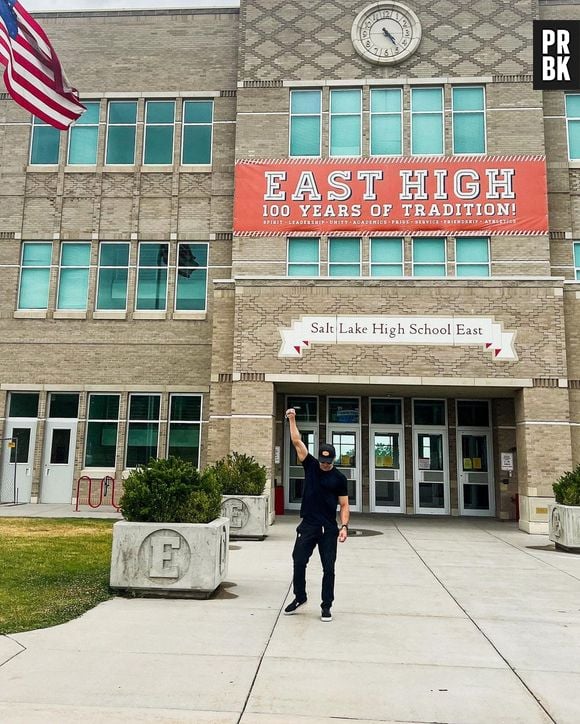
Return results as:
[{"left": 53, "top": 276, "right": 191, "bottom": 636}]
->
[
  {"left": 0, "top": 422, "right": 37, "bottom": 503},
  {"left": 413, "top": 428, "right": 449, "bottom": 514},
  {"left": 40, "top": 421, "right": 78, "bottom": 503},
  {"left": 370, "top": 427, "right": 404, "bottom": 512},
  {"left": 458, "top": 431, "right": 495, "bottom": 516},
  {"left": 327, "top": 426, "right": 361, "bottom": 512}
]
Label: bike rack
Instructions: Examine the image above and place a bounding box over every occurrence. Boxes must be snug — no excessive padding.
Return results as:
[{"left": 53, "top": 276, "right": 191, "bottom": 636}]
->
[{"left": 74, "top": 475, "right": 121, "bottom": 512}]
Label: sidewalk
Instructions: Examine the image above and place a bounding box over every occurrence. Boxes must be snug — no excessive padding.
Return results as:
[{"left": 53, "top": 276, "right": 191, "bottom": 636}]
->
[{"left": 0, "top": 511, "right": 579, "bottom": 723}]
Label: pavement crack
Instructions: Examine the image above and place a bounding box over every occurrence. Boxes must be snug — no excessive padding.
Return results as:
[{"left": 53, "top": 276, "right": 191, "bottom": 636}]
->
[{"left": 0, "top": 634, "right": 27, "bottom": 668}]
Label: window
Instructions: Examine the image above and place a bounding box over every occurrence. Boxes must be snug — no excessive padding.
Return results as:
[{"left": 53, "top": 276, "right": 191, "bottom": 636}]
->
[
  {"left": 370, "top": 398, "right": 402, "bottom": 425},
  {"left": 126, "top": 394, "right": 160, "bottom": 468},
  {"left": 414, "top": 399, "right": 446, "bottom": 426},
  {"left": 328, "top": 397, "right": 359, "bottom": 424},
  {"left": 9, "top": 392, "right": 39, "bottom": 417},
  {"left": 29, "top": 117, "right": 60, "bottom": 164},
  {"left": 370, "top": 238, "right": 403, "bottom": 276},
  {"left": 455, "top": 237, "right": 490, "bottom": 277},
  {"left": 289, "top": 90, "right": 321, "bottom": 157},
  {"left": 105, "top": 100, "right": 137, "bottom": 165},
  {"left": 49, "top": 393, "right": 79, "bottom": 418},
  {"left": 370, "top": 88, "right": 402, "bottom": 156},
  {"left": 566, "top": 95, "right": 580, "bottom": 160},
  {"left": 57, "top": 243, "right": 91, "bottom": 310},
  {"left": 175, "top": 243, "right": 208, "bottom": 311},
  {"left": 168, "top": 395, "right": 202, "bottom": 466},
  {"left": 574, "top": 242, "right": 580, "bottom": 280},
  {"left": 287, "top": 238, "right": 320, "bottom": 276},
  {"left": 457, "top": 400, "right": 490, "bottom": 427},
  {"left": 68, "top": 102, "right": 99, "bottom": 165},
  {"left": 182, "top": 100, "right": 213, "bottom": 164},
  {"left": 412, "top": 238, "right": 446, "bottom": 276},
  {"left": 329, "top": 238, "right": 360, "bottom": 276},
  {"left": 18, "top": 242, "right": 52, "bottom": 310},
  {"left": 85, "top": 394, "right": 119, "bottom": 467},
  {"left": 96, "top": 242, "right": 130, "bottom": 311},
  {"left": 144, "top": 100, "right": 175, "bottom": 165},
  {"left": 452, "top": 87, "right": 485, "bottom": 154},
  {"left": 136, "top": 243, "right": 168, "bottom": 311},
  {"left": 330, "top": 89, "right": 361, "bottom": 156},
  {"left": 411, "top": 88, "right": 444, "bottom": 155}
]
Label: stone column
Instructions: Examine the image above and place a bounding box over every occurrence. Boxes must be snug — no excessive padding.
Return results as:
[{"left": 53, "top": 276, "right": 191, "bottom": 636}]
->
[{"left": 516, "top": 386, "right": 573, "bottom": 533}]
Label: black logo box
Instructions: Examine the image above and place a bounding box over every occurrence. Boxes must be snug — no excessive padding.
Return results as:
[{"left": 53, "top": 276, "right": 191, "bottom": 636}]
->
[{"left": 533, "top": 20, "right": 580, "bottom": 90}]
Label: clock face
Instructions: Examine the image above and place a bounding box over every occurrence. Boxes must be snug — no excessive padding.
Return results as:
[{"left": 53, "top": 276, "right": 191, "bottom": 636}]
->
[{"left": 352, "top": 2, "right": 422, "bottom": 65}]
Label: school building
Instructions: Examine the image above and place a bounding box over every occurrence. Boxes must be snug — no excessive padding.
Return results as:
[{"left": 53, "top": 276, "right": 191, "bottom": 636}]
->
[{"left": 1, "top": 0, "right": 579, "bottom": 533}]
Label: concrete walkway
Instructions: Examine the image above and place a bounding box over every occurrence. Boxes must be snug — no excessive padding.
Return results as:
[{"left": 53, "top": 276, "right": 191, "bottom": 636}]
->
[{"left": 0, "top": 509, "right": 579, "bottom": 723}]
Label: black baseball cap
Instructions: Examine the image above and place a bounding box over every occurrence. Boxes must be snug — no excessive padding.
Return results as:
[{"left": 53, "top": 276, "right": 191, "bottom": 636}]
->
[{"left": 318, "top": 443, "right": 336, "bottom": 463}]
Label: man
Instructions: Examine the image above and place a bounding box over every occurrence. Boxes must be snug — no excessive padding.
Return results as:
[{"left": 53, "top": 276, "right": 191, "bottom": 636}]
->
[{"left": 284, "top": 407, "right": 350, "bottom": 622}]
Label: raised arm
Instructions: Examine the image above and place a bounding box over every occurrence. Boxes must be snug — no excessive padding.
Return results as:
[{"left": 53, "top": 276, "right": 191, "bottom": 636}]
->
[{"left": 285, "top": 408, "right": 308, "bottom": 462}]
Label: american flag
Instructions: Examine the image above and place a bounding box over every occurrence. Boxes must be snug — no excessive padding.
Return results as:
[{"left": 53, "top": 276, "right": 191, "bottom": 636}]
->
[{"left": 0, "top": 0, "right": 85, "bottom": 130}]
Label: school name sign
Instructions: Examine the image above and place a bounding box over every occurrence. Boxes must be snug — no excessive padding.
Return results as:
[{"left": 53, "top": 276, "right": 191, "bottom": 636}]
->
[
  {"left": 233, "top": 156, "right": 548, "bottom": 235},
  {"left": 279, "top": 316, "right": 517, "bottom": 361}
]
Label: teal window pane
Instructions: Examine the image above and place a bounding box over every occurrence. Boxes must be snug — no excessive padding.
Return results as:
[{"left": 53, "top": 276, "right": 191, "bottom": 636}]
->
[
  {"left": 331, "top": 89, "right": 361, "bottom": 113},
  {"left": 289, "top": 238, "right": 319, "bottom": 263},
  {"left": 288, "top": 263, "right": 319, "bottom": 276},
  {"left": 144, "top": 125, "right": 174, "bottom": 164},
  {"left": 453, "top": 87, "right": 484, "bottom": 112},
  {"left": 574, "top": 242, "right": 580, "bottom": 270},
  {"left": 330, "top": 263, "right": 360, "bottom": 276},
  {"left": 414, "top": 238, "right": 445, "bottom": 263},
  {"left": 19, "top": 268, "right": 50, "bottom": 309},
  {"left": 184, "top": 101, "right": 213, "bottom": 124},
  {"left": 291, "top": 90, "right": 321, "bottom": 114},
  {"left": 182, "top": 125, "right": 212, "bottom": 164},
  {"left": 57, "top": 268, "right": 89, "bottom": 309},
  {"left": 145, "top": 101, "right": 175, "bottom": 124},
  {"left": 136, "top": 268, "right": 167, "bottom": 310},
  {"left": 85, "top": 421, "right": 117, "bottom": 467},
  {"left": 412, "top": 88, "right": 442, "bottom": 112},
  {"left": 78, "top": 102, "right": 100, "bottom": 125},
  {"left": 126, "top": 423, "right": 158, "bottom": 467},
  {"left": 456, "top": 264, "right": 489, "bottom": 277},
  {"left": 61, "top": 243, "right": 91, "bottom": 267},
  {"left": 9, "top": 393, "right": 39, "bottom": 417},
  {"left": 176, "top": 271, "right": 207, "bottom": 310},
  {"left": 96, "top": 269, "right": 128, "bottom": 310},
  {"left": 566, "top": 95, "right": 580, "bottom": 117},
  {"left": 108, "top": 102, "right": 137, "bottom": 124},
  {"left": 181, "top": 243, "right": 207, "bottom": 267},
  {"left": 371, "top": 114, "right": 402, "bottom": 155},
  {"left": 23, "top": 243, "right": 52, "bottom": 266},
  {"left": 290, "top": 116, "right": 320, "bottom": 156},
  {"left": 168, "top": 423, "right": 200, "bottom": 465},
  {"left": 106, "top": 126, "right": 136, "bottom": 164},
  {"left": 68, "top": 126, "right": 98, "bottom": 164},
  {"left": 330, "top": 238, "right": 360, "bottom": 263},
  {"left": 30, "top": 124, "right": 60, "bottom": 164},
  {"left": 456, "top": 238, "right": 488, "bottom": 263},
  {"left": 453, "top": 113, "right": 485, "bottom": 153},
  {"left": 371, "top": 239, "right": 403, "bottom": 263},
  {"left": 568, "top": 120, "right": 580, "bottom": 160},
  {"left": 129, "top": 395, "right": 160, "bottom": 420},
  {"left": 414, "top": 264, "right": 445, "bottom": 276},
  {"left": 371, "top": 264, "right": 403, "bottom": 277},
  {"left": 412, "top": 114, "right": 443, "bottom": 154},
  {"left": 139, "top": 244, "right": 168, "bottom": 267},
  {"left": 371, "top": 89, "right": 401, "bottom": 113},
  {"left": 88, "top": 394, "right": 119, "bottom": 420},
  {"left": 171, "top": 395, "right": 201, "bottom": 421},
  {"left": 330, "top": 115, "right": 361, "bottom": 156},
  {"left": 100, "top": 243, "right": 129, "bottom": 267}
]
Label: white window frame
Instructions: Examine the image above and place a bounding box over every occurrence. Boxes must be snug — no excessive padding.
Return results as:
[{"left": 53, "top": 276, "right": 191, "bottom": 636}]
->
[
  {"left": 412, "top": 237, "right": 447, "bottom": 277},
  {"left": 125, "top": 393, "right": 162, "bottom": 469},
  {"left": 167, "top": 393, "right": 203, "bottom": 468},
  {"left": 143, "top": 99, "right": 176, "bottom": 166},
  {"left": 56, "top": 241, "right": 91, "bottom": 310},
  {"left": 174, "top": 242, "right": 209, "bottom": 312},
  {"left": 18, "top": 241, "right": 53, "bottom": 311},
  {"left": 83, "top": 393, "right": 120, "bottom": 470},
  {"left": 135, "top": 242, "right": 169, "bottom": 312},
  {"left": 451, "top": 85, "right": 487, "bottom": 155},
  {"left": 67, "top": 101, "right": 100, "bottom": 165},
  {"left": 289, "top": 89, "right": 322, "bottom": 158},
  {"left": 287, "top": 237, "right": 321, "bottom": 276},
  {"left": 329, "top": 88, "right": 362, "bottom": 157},
  {"left": 104, "top": 100, "right": 138, "bottom": 167},
  {"left": 455, "top": 237, "right": 490, "bottom": 277},
  {"left": 369, "top": 87, "right": 403, "bottom": 157},
  {"left": 181, "top": 99, "right": 214, "bottom": 166},
  {"left": 410, "top": 86, "right": 444, "bottom": 156},
  {"left": 95, "top": 241, "right": 131, "bottom": 312},
  {"left": 328, "top": 237, "right": 361, "bottom": 276}
]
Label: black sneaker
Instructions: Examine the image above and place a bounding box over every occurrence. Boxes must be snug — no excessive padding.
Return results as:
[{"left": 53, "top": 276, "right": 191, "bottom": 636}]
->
[
  {"left": 284, "top": 598, "right": 307, "bottom": 615},
  {"left": 320, "top": 607, "right": 332, "bottom": 622}
]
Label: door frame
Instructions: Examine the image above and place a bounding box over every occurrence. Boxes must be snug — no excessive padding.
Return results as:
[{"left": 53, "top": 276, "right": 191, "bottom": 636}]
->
[
  {"left": 412, "top": 398, "right": 449, "bottom": 515},
  {"left": 40, "top": 419, "right": 79, "bottom": 504},
  {"left": 457, "top": 427, "right": 495, "bottom": 517},
  {"left": 369, "top": 424, "right": 405, "bottom": 513},
  {"left": 327, "top": 395, "right": 362, "bottom": 513},
  {"left": 0, "top": 418, "right": 38, "bottom": 504}
]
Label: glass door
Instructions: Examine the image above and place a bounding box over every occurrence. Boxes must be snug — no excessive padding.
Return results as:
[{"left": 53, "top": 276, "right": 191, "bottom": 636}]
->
[
  {"left": 458, "top": 431, "right": 495, "bottom": 516},
  {"left": 0, "top": 421, "right": 37, "bottom": 504},
  {"left": 328, "top": 396, "right": 361, "bottom": 512},
  {"left": 40, "top": 421, "right": 78, "bottom": 503},
  {"left": 413, "top": 399, "right": 449, "bottom": 515},
  {"left": 370, "top": 429, "right": 404, "bottom": 512},
  {"left": 284, "top": 395, "right": 318, "bottom": 510}
]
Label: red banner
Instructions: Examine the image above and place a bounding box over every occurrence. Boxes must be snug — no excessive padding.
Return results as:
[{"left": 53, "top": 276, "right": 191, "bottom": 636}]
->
[{"left": 233, "top": 156, "right": 548, "bottom": 235}]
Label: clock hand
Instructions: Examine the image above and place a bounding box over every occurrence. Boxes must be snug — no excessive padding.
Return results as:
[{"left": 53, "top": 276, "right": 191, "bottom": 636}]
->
[{"left": 382, "top": 27, "right": 397, "bottom": 44}]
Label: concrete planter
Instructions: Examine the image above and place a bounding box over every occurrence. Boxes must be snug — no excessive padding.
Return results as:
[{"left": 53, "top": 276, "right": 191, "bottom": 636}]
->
[
  {"left": 549, "top": 503, "right": 580, "bottom": 552},
  {"left": 110, "top": 517, "right": 230, "bottom": 598},
  {"left": 221, "top": 494, "right": 270, "bottom": 540}
]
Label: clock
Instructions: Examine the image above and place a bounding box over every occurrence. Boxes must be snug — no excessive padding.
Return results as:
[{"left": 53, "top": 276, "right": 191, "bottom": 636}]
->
[{"left": 351, "top": 2, "right": 422, "bottom": 65}]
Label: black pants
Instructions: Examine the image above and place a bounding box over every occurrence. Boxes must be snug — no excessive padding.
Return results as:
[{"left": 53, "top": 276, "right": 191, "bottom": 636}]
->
[{"left": 292, "top": 521, "right": 338, "bottom": 609}]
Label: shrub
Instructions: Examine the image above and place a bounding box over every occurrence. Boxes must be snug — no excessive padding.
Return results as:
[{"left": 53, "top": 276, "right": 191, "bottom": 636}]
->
[
  {"left": 120, "top": 457, "right": 222, "bottom": 523},
  {"left": 553, "top": 465, "right": 580, "bottom": 506},
  {"left": 207, "top": 452, "right": 267, "bottom": 496}
]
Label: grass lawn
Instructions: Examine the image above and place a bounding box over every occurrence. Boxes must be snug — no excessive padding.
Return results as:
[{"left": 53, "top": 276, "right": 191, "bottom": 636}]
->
[{"left": 0, "top": 518, "right": 114, "bottom": 635}]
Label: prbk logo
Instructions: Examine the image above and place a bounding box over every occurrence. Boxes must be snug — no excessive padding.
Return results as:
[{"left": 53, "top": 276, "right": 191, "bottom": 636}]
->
[{"left": 533, "top": 21, "right": 580, "bottom": 89}]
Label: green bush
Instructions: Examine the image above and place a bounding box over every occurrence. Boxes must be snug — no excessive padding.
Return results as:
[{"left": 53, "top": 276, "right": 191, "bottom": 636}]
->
[
  {"left": 207, "top": 452, "right": 267, "bottom": 496},
  {"left": 120, "top": 457, "right": 222, "bottom": 523},
  {"left": 553, "top": 464, "right": 580, "bottom": 506}
]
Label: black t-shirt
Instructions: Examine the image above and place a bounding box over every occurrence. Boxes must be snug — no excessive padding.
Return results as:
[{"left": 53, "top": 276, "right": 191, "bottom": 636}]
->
[{"left": 299, "top": 453, "right": 349, "bottom": 527}]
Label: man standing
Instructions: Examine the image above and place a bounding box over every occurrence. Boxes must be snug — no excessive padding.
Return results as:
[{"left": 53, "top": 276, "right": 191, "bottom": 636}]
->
[{"left": 284, "top": 407, "right": 350, "bottom": 622}]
